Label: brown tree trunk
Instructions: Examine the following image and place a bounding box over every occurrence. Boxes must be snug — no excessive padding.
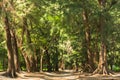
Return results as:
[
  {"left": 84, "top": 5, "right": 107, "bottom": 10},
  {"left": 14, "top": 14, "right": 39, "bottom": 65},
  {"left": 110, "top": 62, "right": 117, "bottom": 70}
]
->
[
  {"left": 40, "top": 53, "right": 43, "bottom": 72},
  {"left": 20, "top": 17, "right": 37, "bottom": 72},
  {"left": 40, "top": 48, "right": 45, "bottom": 72},
  {"left": 19, "top": 17, "right": 31, "bottom": 72},
  {"left": 46, "top": 49, "right": 52, "bottom": 72},
  {"left": 93, "top": 0, "right": 110, "bottom": 75},
  {"left": 82, "top": 10, "right": 94, "bottom": 72},
  {"left": 75, "top": 58, "right": 79, "bottom": 72},
  {"left": 54, "top": 47, "right": 59, "bottom": 71},
  {"left": 21, "top": 51, "right": 31, "bottom": 72},
  {"left": 59, "top": 54, "right": 65, "bottom": 70},
  {"left": 3, "top": 13, "right": 17, "bottom": 77},
  {"left": 25, "top": 18, "right": 37, "bottom": 72},
  {"left": 11, "top": 30, "right": 20, "bottom": 72},
  {"left": 93, "top": 37, "right": 99, "bottom": 66},
  {"left": 93, "top": 42, "right": 109, "bottom": 74}
]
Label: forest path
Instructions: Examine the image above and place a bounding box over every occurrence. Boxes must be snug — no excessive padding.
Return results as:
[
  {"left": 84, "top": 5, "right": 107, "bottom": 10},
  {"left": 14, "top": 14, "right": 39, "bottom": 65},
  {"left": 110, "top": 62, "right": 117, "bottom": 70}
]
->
[
  {"left": 0, "top": 70, "right": 120, "bottom": 80},
  {"left": 18, "top": 70, "right": 79, "bottom": 80}
]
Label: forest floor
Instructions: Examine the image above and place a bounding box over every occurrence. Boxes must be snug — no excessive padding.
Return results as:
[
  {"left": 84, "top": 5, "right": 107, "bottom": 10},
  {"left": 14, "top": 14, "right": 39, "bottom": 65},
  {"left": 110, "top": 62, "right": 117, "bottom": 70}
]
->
[{"left": 0, "top": 70, "right": 120, "bottom": 80}]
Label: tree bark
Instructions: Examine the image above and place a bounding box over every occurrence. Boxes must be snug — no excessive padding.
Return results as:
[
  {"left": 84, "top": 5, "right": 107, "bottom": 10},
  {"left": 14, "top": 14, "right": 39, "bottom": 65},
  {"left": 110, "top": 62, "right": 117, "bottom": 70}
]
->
[
  {"left": 40, "top": 54, "right": 43, "bottom": 72},
  {"left": 82, "top": 10, "right": 94, "bottom": 72},
  {"left": 93, "top": 0, "right": 110, "bottom": 75},
  {"left": 25, "top": 18, "right": 37, "bottom": 72},
  {"left": 40, "top": 48, "right": 44, "bottom": 72},
  {"left": 46, "top": 49, "right": 52, "bottom": 72},
  {"left": 21, "top": 50, "right": 31, "bottom": 72},
  {"left": 74, "top": 58, "right": 79, "bottom": 72},
  {"left": 93, "top": 42, "right": 109, "bottom": 74},
  {"left": 20, "top": 17, "right": 37, "bottom": 72},
  {"left": 11, "top": 30, "right": 20, "bottom": 72},
  {"left": 54, "top": 47, "right": 59, "bottom": 71},
  {"left": 59, "top": 55, "right": 65, "bottom": 70},
  {"left": 3, "top": 12, "right": 17, "bottom": 77}
]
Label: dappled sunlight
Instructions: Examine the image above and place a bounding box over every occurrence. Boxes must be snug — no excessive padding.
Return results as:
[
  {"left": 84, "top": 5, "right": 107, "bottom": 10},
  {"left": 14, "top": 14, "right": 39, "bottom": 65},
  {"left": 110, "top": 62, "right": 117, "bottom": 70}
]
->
[
  {"left": 0, "top": 0, "right": 120, "bottom": 79},
  {"left": 23, "top": 70, "right": 79, "bottom": 79},
  {"left": 0, "top": 71, "right": 120, "bottom": 80}
]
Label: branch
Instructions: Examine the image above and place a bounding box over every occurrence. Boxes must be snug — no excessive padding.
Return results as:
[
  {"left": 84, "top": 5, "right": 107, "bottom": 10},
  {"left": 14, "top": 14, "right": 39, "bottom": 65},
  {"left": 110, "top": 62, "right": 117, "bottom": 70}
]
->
[{"left": 109, "top": 0, "right": 117, "bottom": 9}]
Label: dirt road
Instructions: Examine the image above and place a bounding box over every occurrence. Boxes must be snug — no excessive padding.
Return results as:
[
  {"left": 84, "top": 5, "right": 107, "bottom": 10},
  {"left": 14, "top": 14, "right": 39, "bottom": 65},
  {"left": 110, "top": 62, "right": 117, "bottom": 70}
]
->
[{"left": 0, "top": 70, "right": 120, "bottom": 80}]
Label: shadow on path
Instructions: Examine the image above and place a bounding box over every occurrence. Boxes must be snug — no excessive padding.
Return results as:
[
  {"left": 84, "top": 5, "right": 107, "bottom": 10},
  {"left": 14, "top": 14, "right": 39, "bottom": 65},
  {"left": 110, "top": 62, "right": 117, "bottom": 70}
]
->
[{"left": 0, "top": 70, "right": 120, "bottom": 80}]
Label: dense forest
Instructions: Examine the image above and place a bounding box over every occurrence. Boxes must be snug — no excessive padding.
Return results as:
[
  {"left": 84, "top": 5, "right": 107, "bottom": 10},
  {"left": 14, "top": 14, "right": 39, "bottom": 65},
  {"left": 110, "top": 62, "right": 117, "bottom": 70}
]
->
[{"left": 0, "top": 0, "right": 120, "bottom": 78}]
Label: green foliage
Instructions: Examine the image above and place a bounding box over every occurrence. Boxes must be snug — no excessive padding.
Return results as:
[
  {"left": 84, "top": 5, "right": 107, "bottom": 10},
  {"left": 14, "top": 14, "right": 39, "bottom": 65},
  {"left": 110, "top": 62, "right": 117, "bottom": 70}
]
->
[{"left": 0, "top": 0, "right": 120, "bottom": 72}]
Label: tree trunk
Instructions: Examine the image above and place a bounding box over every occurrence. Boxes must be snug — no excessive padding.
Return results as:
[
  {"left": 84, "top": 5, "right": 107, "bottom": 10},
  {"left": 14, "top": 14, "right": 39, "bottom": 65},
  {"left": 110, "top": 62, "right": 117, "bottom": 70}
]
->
[
  {"left": 60, "top": 52, "right": 65, "bottom": 70},
  {"left": 54, "top": 48, "right": 59, "bottom": 71},
  {"left": 21, "top": 50, "right": 31, "bottom": 72},
  {"left": 20, "top": 17, "right": 37, "bottom": 72},
  {"left": 40, "top": 54, "right": 43, "bottom": 72},
  {"left": 93, "top": 42, "right": 109, "bottom": 74},
  {"left": 25, "top": 18, "right": 38, "bottom": 72},
  {"left": 93, "top": 37, "right": 99, "bottom": 66},
  {"left": 93, "top": 0, "right": 110, "bottom": 75},
  {"left": 75, "top": 58, "right": 79, "bottom": 72},
  {"left": 21, "top": 49, "right": 37, "bottom": 72},
  {"left": 3, "top": 13, "right": 17, "bottom": 77},
  {"left": 40, "top": 48, "right": 44, "bottom": 72},
  {"left": 11, "top": 30, "right": 20, "bottom": 72},
  {"left": 25, "top": 57, "right": 31, "bottom": 72},
  {"left": 46, "top": 50, "right": 52, "bottom": 72},
  {"left": 82, "top": 10, "right": 94, "bottom": 72}
]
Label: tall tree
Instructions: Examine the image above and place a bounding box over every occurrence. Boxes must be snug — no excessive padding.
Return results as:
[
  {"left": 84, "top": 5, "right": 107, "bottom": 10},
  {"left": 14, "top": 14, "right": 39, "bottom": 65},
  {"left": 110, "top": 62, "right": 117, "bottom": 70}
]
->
[
  {"left": 3, "top": 10, "right": 16, "bottom": 78},
  {"left": 20, "top": 17, "right": 37, "bottom": 72},
  {"left": 93, "top": 0, "right": 110, "bottom": 75},
  {"left": 82, "top": 8, "right": 94, "bottom": 72},
  {"left": 2, "top": 0, "right": 17, "bottom": 77}
]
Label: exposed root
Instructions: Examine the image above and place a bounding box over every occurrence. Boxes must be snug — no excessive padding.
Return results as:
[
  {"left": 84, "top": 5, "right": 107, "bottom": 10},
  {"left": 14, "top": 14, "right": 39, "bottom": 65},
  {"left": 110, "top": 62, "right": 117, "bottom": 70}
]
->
[
  {"left": 81, "top": 63, "right": 94, "bottom": 73},
  {"left": 93, "top": 66, "right": 113, "bottom": 75},
  {"left": 2, "top": 71, "right": 17, "bottom": 78}
]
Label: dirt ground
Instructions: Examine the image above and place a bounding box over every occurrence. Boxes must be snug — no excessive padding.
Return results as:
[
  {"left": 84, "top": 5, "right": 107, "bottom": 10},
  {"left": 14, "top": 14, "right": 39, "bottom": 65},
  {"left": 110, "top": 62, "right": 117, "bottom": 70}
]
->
[{"left": 0, "top": 70, "right": 120, "bottom": 80}]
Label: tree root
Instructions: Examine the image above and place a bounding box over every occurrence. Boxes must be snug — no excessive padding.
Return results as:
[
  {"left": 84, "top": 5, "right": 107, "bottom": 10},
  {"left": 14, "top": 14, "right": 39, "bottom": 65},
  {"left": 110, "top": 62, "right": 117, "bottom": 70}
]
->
[
  {"left": 2, "top": 71, "right": 17, "bottom": 78},
  {"left": 93, "top": 66, "right": 113, "bottom": 75}
]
